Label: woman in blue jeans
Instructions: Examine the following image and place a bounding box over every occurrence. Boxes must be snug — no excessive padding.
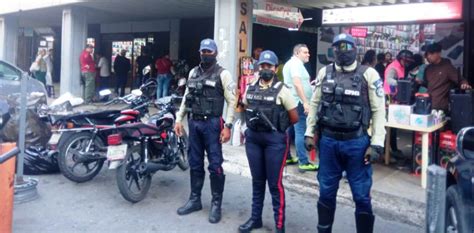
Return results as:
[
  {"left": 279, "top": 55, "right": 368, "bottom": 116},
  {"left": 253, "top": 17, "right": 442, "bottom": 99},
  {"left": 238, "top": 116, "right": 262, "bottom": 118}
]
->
[{"left": 156, "top": 73, "right": 171, "bottom": 98}]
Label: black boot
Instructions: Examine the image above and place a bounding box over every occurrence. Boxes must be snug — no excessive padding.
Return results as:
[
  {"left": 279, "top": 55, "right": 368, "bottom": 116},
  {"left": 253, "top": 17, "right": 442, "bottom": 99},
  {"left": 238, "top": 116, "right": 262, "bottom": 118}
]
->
[
  {"left": 177, "top": 171, "right": 204, "bottom": 215},
  {"left": 209, "top": 173, "right": 225, "bottom": 223},
  {"left": 238, "top": 218, "right": 263, "bottom": 233},
  {"left": 355, "top": 212, "right": 375, "bottom": 233},
  {"left": 317, "top": 201, "right": 335, "bottom": 233}
]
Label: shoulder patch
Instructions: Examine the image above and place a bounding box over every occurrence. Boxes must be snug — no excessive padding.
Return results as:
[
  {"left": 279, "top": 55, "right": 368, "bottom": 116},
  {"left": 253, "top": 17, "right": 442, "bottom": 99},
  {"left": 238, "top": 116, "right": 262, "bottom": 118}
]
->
[
  {"left": 373, "top": 79, "right": 383, "bottom": 88},
  {"left": 374, "top": 79, "right": 384, "bottom": 97}
]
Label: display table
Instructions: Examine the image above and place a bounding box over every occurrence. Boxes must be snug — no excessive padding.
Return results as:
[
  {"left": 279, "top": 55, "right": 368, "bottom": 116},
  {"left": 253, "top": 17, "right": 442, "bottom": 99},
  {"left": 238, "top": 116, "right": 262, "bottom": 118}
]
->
[{"left": 384, "top": 120, "right": 447, "bottom": 189}]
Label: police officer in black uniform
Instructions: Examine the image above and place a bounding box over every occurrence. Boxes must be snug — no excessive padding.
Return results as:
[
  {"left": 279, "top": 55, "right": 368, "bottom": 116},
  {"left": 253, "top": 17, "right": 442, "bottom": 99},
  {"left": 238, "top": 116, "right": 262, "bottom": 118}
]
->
[
  {"left": 305, "top": 34, "right": 386, "bottom": 233},
  {"left": 239, "top": 50, "right": 299, "bottom": 233},
  {"left": 174, "top": 38, "right": 237, "bottom": 224}
]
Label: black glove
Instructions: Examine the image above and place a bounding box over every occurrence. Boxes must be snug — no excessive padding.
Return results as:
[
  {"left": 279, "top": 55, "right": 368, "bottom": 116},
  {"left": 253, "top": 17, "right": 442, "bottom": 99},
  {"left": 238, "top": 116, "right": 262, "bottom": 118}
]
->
[
  {"left": 304, "top": 136, "right": 315, "bottom": 151},
  {"left": 365, "top": 145, "right": 384, "bottom": 164}
]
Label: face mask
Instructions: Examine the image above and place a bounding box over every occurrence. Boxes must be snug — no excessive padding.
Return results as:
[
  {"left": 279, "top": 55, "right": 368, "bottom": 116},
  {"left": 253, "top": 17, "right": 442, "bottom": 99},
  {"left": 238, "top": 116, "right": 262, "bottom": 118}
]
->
[
  {"left": 335, "top": 50, "right": 357, "bottom": 67},
  {"left": 200, "top": 54, "right": 217, "bottom": 65},
  {"left": 259, "top": 69, "right": 274, "bottom": 81}
]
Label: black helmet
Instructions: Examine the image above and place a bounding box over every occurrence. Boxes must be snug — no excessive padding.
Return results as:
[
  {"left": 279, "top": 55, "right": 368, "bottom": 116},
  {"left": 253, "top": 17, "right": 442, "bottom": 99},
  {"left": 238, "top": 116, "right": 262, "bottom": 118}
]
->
[{"left": 396, "top": 50, "right": 414, "bottom": 62}]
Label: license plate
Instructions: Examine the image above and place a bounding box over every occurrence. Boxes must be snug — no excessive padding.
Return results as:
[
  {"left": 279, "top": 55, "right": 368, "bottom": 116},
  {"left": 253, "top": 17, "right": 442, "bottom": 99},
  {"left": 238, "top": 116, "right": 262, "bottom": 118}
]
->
[
  {"left": 49, "top": 133, "right": 61, "bottom": 145},
  {"left": 106, "top": 144, "right": 128, "bottom": 161}
]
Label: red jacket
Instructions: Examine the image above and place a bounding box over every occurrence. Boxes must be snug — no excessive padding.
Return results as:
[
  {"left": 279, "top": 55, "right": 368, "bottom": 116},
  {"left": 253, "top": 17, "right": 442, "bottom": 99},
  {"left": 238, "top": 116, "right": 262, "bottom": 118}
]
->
[
  {"left": 155, "top": 58, "right": 172, "bottom": 75},
  {"left": 80, "top": 50, "right": 95, "bottom": 72}
]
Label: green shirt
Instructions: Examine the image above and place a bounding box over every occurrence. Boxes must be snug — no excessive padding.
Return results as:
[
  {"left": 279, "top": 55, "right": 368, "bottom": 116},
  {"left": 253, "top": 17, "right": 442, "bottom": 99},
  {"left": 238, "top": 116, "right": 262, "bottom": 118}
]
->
[{"left": 282, "top": 56, "right": 312, "bottom": 104}]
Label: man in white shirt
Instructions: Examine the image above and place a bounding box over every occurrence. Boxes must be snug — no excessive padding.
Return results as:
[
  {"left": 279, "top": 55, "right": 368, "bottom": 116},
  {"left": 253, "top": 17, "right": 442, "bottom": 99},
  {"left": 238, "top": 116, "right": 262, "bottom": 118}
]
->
[
  {"left": 283, "top": 44, "right": 318, "bottom": 172},
  {"left": 97, "top": 53, "right": 111, "bottom": 92}
]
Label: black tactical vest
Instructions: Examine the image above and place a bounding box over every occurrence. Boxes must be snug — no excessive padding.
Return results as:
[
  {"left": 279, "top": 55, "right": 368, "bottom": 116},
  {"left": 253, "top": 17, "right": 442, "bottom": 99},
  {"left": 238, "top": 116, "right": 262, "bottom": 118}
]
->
[
  {"left": 185, "top": 64, "right": 225, "bottom": 117},
  {"left": 245, "top": 80, "right": 290, "bottom": 133},
  {"left": 318, "top": 64, "right": 371, "bottom": 132}
]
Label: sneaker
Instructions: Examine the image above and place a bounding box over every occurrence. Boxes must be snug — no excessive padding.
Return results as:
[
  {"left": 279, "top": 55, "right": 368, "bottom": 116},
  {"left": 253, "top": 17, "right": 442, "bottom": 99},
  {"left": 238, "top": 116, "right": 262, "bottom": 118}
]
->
[
  {"left": 298, "top": 163, "right": 319, "bottom": 172},
  {"left": 286, "top": 156, "right": 298, "bottom": 165}
]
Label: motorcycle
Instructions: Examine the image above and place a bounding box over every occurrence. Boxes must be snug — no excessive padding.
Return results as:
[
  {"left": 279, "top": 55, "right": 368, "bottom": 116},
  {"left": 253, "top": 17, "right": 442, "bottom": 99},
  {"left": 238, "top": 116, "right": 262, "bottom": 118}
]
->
[
  {"left": 104, "top": 95, "right": 188, "bottom": 203},
  {"left": 170, "top": 59, "right": 189, "bottom": 96},
  {"left": 55, "top": 80, "right": 156, "bottom": 183}
]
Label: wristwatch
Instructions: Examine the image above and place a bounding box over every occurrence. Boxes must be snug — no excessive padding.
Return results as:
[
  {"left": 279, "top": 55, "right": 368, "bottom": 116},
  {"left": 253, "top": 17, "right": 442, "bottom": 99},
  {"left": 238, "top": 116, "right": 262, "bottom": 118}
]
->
[{"left": 224, "top": 123, "right": 233, "bottom": 129}]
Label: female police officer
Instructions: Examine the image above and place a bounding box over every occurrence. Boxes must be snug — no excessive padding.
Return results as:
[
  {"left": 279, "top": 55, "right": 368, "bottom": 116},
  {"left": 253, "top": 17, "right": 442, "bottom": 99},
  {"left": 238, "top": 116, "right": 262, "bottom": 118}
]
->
[{"left": 239, "top": 50, "right": 299, "bottom": 233}]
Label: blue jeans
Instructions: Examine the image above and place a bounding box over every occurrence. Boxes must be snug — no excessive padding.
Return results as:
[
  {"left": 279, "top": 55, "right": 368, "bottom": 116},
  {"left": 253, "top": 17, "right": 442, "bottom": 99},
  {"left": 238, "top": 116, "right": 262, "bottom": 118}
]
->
[
  {"left": 294, "top": 103, "right": 309, "bottom": 165},
  {"left": 318, "top": 134, "right": 373, "bottom": 214},
  {"left": 156, "top": 73, "right": 171, "bottom": 98}
]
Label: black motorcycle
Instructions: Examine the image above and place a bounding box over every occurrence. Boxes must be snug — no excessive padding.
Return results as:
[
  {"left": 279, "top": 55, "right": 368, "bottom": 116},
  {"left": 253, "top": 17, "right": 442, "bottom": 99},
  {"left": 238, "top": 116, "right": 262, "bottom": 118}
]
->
[
  {"left": 55, "top": 80, "right": 157, "bottom": 183},
  {"left": 104, "top": 95, "right": 188, "bottom": 203}
]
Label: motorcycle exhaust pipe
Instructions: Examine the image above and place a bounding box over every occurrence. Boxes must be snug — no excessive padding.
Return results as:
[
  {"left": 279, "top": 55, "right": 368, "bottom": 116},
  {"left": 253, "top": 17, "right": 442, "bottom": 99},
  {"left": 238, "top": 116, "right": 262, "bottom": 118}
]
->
[{"left": 144, "top": 162, "right": 174, "bottom": 173}]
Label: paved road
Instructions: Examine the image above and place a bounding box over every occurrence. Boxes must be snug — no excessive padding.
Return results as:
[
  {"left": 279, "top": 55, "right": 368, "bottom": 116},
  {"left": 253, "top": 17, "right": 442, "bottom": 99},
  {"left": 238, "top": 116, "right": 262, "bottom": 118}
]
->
[{"left": 13, "top": 168, "right": 422, "bottom": 233}]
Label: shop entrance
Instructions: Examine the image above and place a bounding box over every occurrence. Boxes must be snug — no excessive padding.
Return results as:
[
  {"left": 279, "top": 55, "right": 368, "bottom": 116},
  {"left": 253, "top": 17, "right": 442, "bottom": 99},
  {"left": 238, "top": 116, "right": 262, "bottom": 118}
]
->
[{"left": 100, "top": 32, "right": 170, "bottom": 91}]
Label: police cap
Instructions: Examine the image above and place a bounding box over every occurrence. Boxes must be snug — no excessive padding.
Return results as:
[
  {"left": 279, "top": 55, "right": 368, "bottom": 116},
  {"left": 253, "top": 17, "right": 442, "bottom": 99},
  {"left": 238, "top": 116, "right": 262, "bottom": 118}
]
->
[{"left": 257, "top": 50, "right": 278, "bottom": 66}]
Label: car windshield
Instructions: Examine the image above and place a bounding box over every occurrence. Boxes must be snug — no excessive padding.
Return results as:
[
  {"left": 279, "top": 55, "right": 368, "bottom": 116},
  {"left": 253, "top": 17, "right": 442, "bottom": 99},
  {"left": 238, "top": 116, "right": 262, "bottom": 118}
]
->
[{"left": 0, "top": 61, "right": 21, "bottom": 81}]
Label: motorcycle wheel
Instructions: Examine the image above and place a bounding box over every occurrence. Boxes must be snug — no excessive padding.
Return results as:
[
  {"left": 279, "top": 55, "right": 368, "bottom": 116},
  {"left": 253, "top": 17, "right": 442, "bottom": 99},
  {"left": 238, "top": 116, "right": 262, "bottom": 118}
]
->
[
  {"left": 177, "top": 130, "right": 189, "bottom": 171},
  {"left": 116, "top": 145, "right": 151, "bottom": 203},
  {"left": 58, "top": 131, "right": 105, "bottom": 183}
]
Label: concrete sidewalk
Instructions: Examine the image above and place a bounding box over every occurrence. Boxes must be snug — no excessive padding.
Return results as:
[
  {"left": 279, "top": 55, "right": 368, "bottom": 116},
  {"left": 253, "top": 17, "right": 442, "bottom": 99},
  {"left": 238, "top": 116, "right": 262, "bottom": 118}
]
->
[{"left": 221, "top": 143, "right": 426, "bottom": 228}]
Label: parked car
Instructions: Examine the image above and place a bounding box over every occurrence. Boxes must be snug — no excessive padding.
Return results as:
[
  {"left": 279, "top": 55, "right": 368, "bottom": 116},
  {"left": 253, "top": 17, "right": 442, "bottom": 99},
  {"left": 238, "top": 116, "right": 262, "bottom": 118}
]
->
[
  {"left": 0, "top": 59, "right": 47, "bottom": 102},
  {"left": 445, "top": 127, "right": 474, "bottom": 233}
]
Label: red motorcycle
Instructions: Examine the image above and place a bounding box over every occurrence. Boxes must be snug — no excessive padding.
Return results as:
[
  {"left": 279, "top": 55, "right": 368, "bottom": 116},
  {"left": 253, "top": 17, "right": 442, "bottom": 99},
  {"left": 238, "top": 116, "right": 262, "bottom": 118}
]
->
[{"left": 104, "top": 96, "right": 188, "bottom": 203}]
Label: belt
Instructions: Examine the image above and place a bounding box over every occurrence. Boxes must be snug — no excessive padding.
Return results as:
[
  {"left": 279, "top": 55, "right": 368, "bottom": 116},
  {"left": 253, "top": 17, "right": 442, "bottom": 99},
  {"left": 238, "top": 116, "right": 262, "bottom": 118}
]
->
[
  {"left": 189, "top": 113, "right": 212, "bottom": 121},
  {"left": 321, "top": 127, "right": 365, "bottom": 141}
]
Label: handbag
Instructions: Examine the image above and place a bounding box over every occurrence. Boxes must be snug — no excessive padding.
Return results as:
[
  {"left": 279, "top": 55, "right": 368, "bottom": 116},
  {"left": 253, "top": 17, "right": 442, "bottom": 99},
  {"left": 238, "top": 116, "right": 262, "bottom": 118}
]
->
[{"left": 29, "top": 62, "right": 39, "bottom": 72}]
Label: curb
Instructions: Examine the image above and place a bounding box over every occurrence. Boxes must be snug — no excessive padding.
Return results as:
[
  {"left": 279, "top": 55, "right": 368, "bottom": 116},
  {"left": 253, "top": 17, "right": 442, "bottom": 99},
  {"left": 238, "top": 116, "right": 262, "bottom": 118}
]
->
[{"left": 221, "top": 146, "right": 425, "bottom": 228}]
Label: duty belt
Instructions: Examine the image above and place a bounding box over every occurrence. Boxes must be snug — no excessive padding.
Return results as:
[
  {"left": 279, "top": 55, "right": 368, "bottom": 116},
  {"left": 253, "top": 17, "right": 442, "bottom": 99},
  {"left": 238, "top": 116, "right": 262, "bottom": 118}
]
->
[
  {"left": 321, "top": 127, "right": 365, "bottom": 141},
  {"left": 189, "top": 113, "right": 212, "bottom": 121}
]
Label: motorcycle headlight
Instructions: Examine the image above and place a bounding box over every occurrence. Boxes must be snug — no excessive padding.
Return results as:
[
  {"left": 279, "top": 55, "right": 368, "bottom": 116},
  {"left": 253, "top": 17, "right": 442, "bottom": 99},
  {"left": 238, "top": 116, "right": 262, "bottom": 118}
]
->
[{"left": 456, "top": 127, "right": 474, "bottom": 160}]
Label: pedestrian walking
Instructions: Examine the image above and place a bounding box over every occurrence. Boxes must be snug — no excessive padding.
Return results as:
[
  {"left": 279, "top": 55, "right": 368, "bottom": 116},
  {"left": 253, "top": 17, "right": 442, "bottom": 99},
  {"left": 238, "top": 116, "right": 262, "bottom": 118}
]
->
[
  {"left": 304, "top": 33, "right": 386, "bottom": 233},
  {"left": 282, "top": 44, "right": 318, "bottom": 172},
  {"left": 80, "top": 44, "right": 96, "bottom": 103},
  {"left": 174, "top": 38, "right": 237, "bottom": 224},
  {"left": 155, "top": 54, "right": 173, "bottom": 98},
  {"left": 238, "top": 50, "right": 299, "bottom": 233},
  {"left": 113, "top": 49, "right": 131, "bottom": 97}
]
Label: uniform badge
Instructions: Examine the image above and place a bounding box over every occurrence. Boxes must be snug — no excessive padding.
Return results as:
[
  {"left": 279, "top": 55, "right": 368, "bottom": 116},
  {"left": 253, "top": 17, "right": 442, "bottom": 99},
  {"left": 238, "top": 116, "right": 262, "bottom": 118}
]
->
[
  {"left": 373, "top": 79, "right": 383, "bottom": 88},
  {"left": 227, "top": 82, "right": 237, "bottom": 95},
  {"left": 376, "top": 87, "right": 384, "bottom": 97},
  {"left": 373, "top": 79, "right": 384, "bottom": 97}
]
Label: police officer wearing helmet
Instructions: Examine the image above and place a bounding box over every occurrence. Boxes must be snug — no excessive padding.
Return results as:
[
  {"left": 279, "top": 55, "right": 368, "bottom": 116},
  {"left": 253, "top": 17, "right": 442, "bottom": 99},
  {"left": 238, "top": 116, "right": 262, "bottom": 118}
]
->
[
  {"left": 304, "top": 34, "right": 386, "bottom": 233},
  {"left": 174, "top": 38, "right": 237, "bottom": 224},
  {"left": 238, "top": 50, "right": 298, "bottom": 233}
]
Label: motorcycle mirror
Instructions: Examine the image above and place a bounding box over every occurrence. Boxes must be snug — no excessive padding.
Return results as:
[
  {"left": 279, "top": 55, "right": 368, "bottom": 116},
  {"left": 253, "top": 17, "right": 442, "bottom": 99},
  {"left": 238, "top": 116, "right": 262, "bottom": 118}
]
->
[
  {"left": 99, "top": 89, "right": 112, "bottom": 97},
  {"left": 142, "top": 65, "right": 151, "bottom": 76},
  {"left": 131, "top": 89, "right": 143, "bottom": 96},
  {"left": 178, "top": 77, "right": 186, "bottom": 87},
  {"left": 457, "top": 127, "right": 474, "bottom": 159}
]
